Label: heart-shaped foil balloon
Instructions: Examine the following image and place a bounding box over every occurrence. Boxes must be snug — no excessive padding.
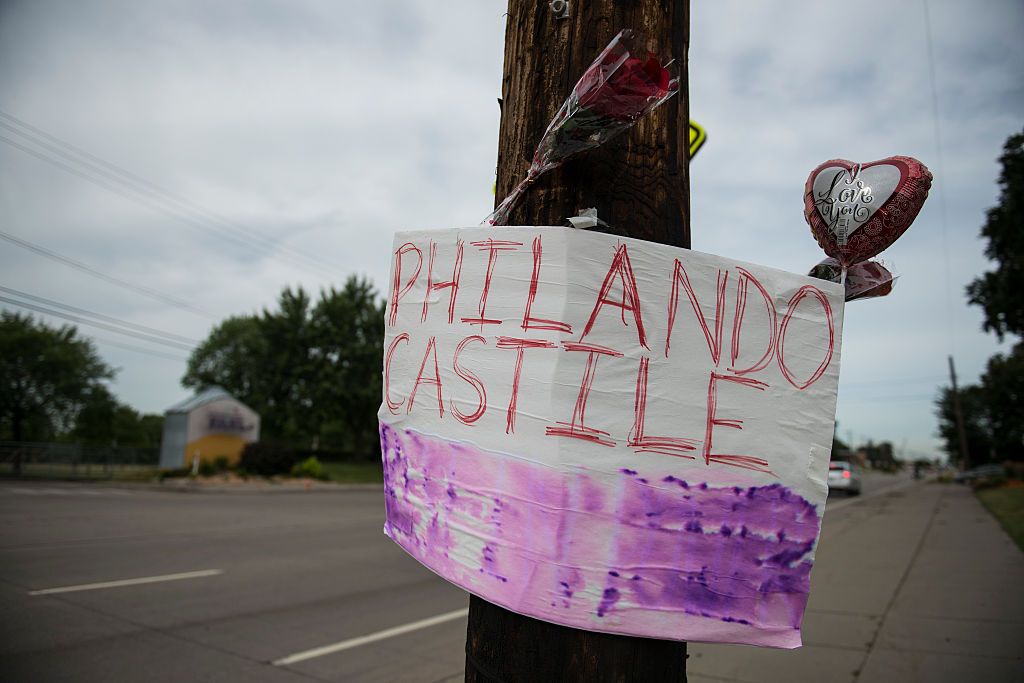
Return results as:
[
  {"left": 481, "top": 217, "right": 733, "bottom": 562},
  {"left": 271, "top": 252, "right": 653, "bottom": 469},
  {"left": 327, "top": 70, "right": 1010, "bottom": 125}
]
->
[{"left": 804, "top": 156, "right": 932, "bottom": 266}]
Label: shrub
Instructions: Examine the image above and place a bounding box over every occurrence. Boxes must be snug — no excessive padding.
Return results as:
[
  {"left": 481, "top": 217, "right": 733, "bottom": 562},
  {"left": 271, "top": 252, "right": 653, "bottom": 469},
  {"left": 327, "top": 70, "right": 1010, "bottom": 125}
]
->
[
  {"left": 239, "top": 441, "right": 297, "bottom": 477},
  {"left": 213, "top": 455, "right": 231, "bottom": 472},
  {"left": 291, "top": 456, "right": 326, "bottom": 480},
  {"left": 1003, "top": 460, "right": 1024, "bottom": 482},
  {"left": 294, "top": 447, "right": 350, "bottom": 463},
  {"left": 158, "top": 467, "right": 190, "bottom": 481},
  {"left": 972, "top": 474, "right": 1008, "bottom": 491},
  {"left": 198, "top": 460, "right": 217, "bottom": 477}
]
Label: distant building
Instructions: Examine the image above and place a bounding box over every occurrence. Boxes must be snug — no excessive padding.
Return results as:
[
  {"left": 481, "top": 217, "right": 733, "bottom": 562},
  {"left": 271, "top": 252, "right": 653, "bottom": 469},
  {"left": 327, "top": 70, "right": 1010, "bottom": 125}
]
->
[{"left": 159, "top": 387, "right": 260, "bottom": 469}]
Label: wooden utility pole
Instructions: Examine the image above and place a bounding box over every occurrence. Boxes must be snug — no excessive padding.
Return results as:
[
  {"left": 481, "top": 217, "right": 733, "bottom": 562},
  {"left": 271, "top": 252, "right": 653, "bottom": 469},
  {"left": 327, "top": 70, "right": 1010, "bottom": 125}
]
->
[
  {"left": 947, "top": 355, "right": 970, "bottom": 470},
  {"left": 465, "top": 1, "right": 690, "bottom": 680}
]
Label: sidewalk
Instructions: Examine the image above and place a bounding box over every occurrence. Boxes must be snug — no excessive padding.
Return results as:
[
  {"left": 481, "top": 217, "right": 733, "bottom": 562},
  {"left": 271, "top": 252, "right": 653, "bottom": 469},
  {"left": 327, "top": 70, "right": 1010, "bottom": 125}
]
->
[{"left": 688, "top": 483, "right": 1024, "bottom": 683}]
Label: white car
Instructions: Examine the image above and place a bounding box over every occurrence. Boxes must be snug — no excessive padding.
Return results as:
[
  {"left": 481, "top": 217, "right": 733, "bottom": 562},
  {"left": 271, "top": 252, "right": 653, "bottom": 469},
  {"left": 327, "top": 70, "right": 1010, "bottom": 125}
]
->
[{"left": 827, "top": 461, "right": 861, "bottom": 495}]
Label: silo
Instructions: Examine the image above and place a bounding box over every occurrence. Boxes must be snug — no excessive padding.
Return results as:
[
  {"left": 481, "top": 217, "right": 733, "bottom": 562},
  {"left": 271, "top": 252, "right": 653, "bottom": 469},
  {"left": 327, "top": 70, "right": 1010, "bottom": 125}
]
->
[{"left": 159, "top": 386, "right": 260, "bottom": 469}]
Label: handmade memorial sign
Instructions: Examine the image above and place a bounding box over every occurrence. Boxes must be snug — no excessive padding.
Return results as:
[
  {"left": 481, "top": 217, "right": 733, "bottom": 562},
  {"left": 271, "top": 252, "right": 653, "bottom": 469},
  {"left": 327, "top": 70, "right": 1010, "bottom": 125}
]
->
[{"left": 379, "top": 226, "right": 844, "bottom": 648}]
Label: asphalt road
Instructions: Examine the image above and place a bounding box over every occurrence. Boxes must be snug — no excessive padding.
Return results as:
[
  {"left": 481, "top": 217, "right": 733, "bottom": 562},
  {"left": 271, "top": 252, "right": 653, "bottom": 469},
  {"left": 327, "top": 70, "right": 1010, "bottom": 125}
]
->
[{"left": 0, "top": 471, "right": 913, "bottom": 682}]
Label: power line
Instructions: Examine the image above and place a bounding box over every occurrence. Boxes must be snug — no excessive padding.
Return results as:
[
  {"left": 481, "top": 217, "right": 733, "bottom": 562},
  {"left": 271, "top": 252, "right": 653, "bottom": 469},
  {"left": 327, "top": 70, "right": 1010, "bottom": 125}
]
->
[
  {"left": 0, "top": 296, "right": 196, "bottom": 352},
  {"left": 0, "top": 286, "right": 201, "bottom": 352},
  {"left": 0, "top": 285, "right": 200, "bottom": 345},
  {"left": 0, "top": 132, "right": 330, "bottom": 278},
  {"left": 0, "top": 229, "right": 217, "bottom": 319},
  {"left": 0, "top": 114, "right": 338, "bottom": 279},
  {"left": 922, "top": 0, "right": 955, "bottom": 355},
  {"left": 0, "top": 110, "right": 340, "bottom": 275},
  {"left": 842, "top": 394, "right": 936, "bottom": 404},
  {"left": 0, "top": 111, "right": 335, "bottom": 270},
  {"left": 88, "top": 335, "right": 192, "bottom": 363},
  {"left": 841, "top": 374, "right": 946, "bottom": 387}
]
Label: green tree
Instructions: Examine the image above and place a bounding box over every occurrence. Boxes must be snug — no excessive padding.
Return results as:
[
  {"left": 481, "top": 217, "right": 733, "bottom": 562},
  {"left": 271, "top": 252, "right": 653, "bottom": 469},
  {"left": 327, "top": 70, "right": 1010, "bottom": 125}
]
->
[
  {"left": 0, "top": 312, "right": 114, "bottom": 442},
  {"left": 979, "top": 344, "right": 1023, "bottom": 461},
  {"left": 183, "top": 316, "right": 266, "bottom": 402},
  {"left": 966, "top": 130, "right": 1024, "bottom": 340},
  {"left": 935, "top": 384, "right": 994, "bottom": 465},
  {"left": 137, "top": 414, "right": 165, "bottom": 447},
  {"left": 71, "top": 384, "right": 119, "bottom": 445},
  {"left": 937, "top": 129, "right": 1024, "bottom": 463},
  {"left": 183, "top": 289, "right": 319, "bottom": 441},
  {"left": 310, "top": 277, "right": 386, "bottom": 459},
  {"left": 70, "top": 384, "right": 164, "bottom": 448},
  {"left": 183, "top": 278, "right": 385, "bottom": 457},
  {"left": 258, "top": 287, "right": 319, "bottom": 441}
]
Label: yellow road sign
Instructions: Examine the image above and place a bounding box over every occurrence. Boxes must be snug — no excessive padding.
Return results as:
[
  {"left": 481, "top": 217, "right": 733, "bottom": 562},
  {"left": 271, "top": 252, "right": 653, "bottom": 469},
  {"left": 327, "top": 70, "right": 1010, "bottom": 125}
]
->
[{"left": 689, "top": 120, "right": 707, "bottom": 158}]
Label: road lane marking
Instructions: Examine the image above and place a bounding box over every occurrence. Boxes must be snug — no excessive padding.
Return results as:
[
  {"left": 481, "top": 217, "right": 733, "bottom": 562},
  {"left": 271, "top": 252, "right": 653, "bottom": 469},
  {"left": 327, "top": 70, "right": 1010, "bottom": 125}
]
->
[
  {"left": 28, "top": 569, "right": 223, "bottom": 595},
  {"left": 8, "top": 487, "right": 131, "bottom": 496},
  {"left": 272, "top": 608, "right": 469, "bottom": 666}
]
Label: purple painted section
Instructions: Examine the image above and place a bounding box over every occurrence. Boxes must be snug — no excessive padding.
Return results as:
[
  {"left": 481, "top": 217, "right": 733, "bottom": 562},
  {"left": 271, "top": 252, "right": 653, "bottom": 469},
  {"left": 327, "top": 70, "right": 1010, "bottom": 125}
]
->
[{"left": 380, "top": 423, "right": 821, "bottom": 648}]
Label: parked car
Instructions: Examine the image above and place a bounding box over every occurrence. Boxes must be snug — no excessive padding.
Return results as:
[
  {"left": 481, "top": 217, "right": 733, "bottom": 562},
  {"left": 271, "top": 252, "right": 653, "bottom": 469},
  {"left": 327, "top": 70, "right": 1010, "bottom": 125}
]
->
[
  {"left": 827, "top": 461, "right": 861, "bottom": 495},
  {"left": 954, "top": 464, "right": 1006, "bottom": 484}
]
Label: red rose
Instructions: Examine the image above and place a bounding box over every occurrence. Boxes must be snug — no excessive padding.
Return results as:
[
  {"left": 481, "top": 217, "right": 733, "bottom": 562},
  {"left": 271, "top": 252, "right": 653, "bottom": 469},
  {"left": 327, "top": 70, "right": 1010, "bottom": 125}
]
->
[
  {"left": 576, "top": 54, "right": 673, "bottom": 122},
  {"left": 484, "top": 30, "right": 678, "bottom": 225}
]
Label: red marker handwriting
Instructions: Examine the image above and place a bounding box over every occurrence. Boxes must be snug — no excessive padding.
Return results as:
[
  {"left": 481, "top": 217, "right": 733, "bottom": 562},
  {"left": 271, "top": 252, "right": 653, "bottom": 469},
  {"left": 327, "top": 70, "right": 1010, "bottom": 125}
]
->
[
  {"left": 702, "top": 372, "right": 771, "bottom": 473},
  {"left": 422, "top": 239, "right": 464, "bottom": 325},
  {"left": 451, "top": 335, "right": 488, "bottom": 425},
  {"left": 546, "top": 342, "right": 623, "bottom": 447},
  {"left": 389, "top": 243, "right": 422, "bottom": 326},
  {"left": 407, "top": 336, "right": 444, "bottom": 418},
  {"left": 579, "top": 243, "right": 648, "bottom": 350},
  {"left": 384, "top": 332, "right": 411, "bottom": 414},
  {"left": 628, "top": 356, "right": 698, "bottom": 458},
  {"left": 461, "top": 239, "right": 522, "bottom": 330},
  {"left": 666, "top": 261, "right": 728, "bottom": 365},
  {"left": 522, "top": 235, "right": 572, "bottom": 334},
  {"left": 496, "top": 337, "right": 557, "bottom": 433},
  {"left": 777, "top": 285, "right": 835, "bottom": 390},
  {"left": 730, "top": 267, "right": 777, "bottom": 376}
]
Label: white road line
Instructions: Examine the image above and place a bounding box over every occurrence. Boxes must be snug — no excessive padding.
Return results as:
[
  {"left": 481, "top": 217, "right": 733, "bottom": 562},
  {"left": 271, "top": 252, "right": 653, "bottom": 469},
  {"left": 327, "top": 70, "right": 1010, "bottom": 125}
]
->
[
  {"left": 272, "top": 608, "right": 469, "bottom": 667},
  {"left": 28, "top": 569, "right": 223, "bottom": 596},
  {"left": 8, "top": 487, "right": 130, "bottom": 496}
]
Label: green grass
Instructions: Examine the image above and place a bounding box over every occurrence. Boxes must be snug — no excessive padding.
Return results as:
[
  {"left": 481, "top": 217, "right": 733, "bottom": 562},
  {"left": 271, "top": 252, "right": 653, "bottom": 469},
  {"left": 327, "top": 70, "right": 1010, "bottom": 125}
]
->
[
  {"left": 320, "top": 461, "right": 383, "bottom": 484},
  {"left": 977, "top": 484, "right": 1024, "bottom": 552}
]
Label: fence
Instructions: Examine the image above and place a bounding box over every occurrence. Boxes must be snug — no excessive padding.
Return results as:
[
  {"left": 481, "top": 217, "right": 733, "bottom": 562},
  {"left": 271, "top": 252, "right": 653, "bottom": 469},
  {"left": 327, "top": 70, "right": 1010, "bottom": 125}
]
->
[{"left": 0, "top": 441, "right": 160, "bottom": 479}]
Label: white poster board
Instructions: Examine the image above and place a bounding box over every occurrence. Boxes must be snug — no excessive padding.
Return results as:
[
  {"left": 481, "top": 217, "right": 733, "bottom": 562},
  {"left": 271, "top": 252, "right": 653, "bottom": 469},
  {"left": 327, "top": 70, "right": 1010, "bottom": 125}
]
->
[{"left": 379, "top": 226, "right": 843, "bottom": 648}]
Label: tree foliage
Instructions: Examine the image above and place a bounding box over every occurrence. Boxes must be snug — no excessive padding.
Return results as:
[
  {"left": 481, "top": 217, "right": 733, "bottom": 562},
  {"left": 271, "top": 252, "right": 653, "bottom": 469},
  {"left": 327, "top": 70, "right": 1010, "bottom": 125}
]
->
[
  {"left": 935, "top": 344, "right": 1024, "bottom": 464},
  {"left": 937, "top": 129, "right": 1024, "bottom": 463},
  {"left": 70, "top": 384, "right": 164, "bottom": 447},
  {"left": 309, "top": 278, "right": 387, "bottom": 459},
  {"left": 966, "top": 129, "right": 1024, "bottom": 340},
  {"left": 0, "top": 312, "right": 114, "bottom": 441},
  {"left": 183, "top": 276, "right": 385, "bottom": 458},
  {"left": 982, "top": 344, "right": 1024, "bottom": 461}
]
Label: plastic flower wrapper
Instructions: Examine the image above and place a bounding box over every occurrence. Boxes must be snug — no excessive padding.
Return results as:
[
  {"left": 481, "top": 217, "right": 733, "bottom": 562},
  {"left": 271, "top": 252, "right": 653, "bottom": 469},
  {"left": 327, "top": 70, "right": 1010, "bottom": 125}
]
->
[
  {"left": 809, "top": 257, "right": 897, "bottom": 302},
  {"left": 485, "top": 29, "right": 678, "bottom": 226}
]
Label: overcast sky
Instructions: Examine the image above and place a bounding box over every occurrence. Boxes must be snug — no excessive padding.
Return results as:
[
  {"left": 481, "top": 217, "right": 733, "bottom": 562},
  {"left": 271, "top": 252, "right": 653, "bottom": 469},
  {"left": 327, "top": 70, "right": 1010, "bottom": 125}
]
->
[{"left": 1, "top": 1, "right": 1021, "bottom": 460}]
